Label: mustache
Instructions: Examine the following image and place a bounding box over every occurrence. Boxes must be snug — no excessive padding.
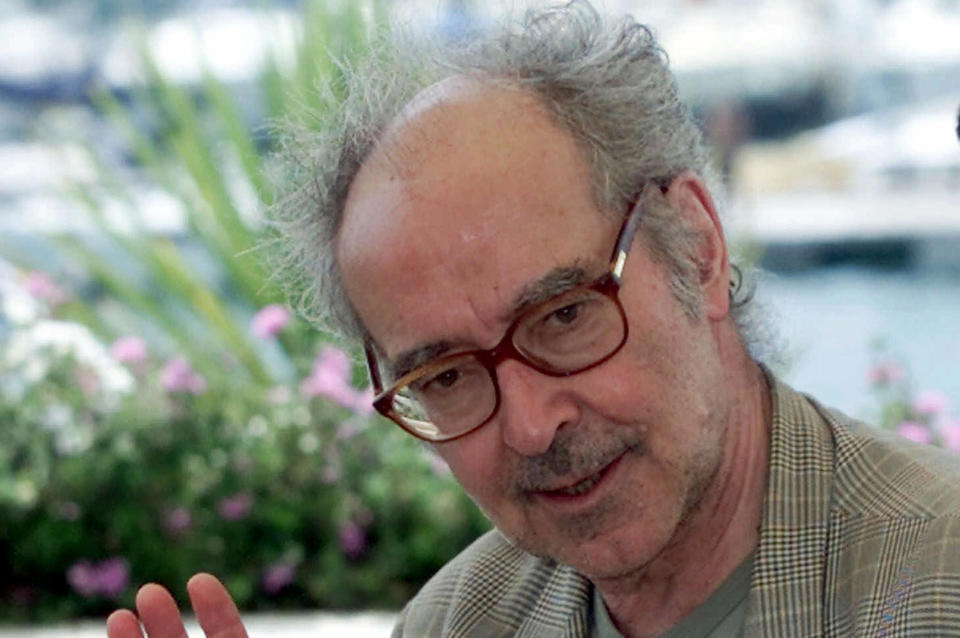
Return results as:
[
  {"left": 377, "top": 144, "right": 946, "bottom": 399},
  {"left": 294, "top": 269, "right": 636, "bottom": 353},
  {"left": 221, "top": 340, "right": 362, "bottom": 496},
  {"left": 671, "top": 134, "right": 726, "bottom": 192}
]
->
[{"left": 511, "top": 425, "right": 646, "bottom": 492}]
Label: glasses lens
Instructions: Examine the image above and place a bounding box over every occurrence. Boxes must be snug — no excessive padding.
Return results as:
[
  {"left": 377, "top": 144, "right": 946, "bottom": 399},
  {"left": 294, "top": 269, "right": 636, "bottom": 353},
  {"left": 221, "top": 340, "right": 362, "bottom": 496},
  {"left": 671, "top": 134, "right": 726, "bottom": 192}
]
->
[
  {"left": 513, "top": 287, "right": 624, "bottom": 372},
  {"left": 391, "top": 353, "right": 496, "bottom": 440}
]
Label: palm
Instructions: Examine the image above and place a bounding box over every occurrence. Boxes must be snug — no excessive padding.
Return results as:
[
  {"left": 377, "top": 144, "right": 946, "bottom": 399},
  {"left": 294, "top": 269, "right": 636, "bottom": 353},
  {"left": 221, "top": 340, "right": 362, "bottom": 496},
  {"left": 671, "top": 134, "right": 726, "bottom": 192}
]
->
[{"left": 106, "top": 573, "right": 248, "bottom": 638}]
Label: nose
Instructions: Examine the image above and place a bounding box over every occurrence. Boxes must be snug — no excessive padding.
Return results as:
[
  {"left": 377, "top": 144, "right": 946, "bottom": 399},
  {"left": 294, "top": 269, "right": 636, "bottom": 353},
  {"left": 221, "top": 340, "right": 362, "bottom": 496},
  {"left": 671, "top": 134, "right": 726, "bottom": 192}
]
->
[{"left": 494, "top": 359, "right": 580, "bottom": 456}]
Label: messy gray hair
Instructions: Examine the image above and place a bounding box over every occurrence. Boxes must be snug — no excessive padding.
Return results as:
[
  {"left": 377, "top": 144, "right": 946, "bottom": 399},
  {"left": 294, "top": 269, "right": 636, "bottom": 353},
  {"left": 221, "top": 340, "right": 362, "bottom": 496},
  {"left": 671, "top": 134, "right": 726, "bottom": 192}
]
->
[{"left": 268, "top": 0, "right": 769, "bottom": 358}]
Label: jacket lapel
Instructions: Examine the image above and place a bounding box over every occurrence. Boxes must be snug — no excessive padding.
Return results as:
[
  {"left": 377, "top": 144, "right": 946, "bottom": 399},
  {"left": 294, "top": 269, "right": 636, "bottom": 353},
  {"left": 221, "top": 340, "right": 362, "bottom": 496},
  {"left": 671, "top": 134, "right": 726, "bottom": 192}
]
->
[{"left": 744, "top": 375, "right": 835, "bottom": 637}]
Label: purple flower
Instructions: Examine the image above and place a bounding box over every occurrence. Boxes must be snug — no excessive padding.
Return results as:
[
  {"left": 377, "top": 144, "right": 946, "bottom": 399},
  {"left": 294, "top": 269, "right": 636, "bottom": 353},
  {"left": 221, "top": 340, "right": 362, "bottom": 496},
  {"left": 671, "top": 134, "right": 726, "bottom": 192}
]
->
[
  {"left": 868, "top": 361, "right": 904, "bottom": 387},
  {"left": 336, "top": 420, "right": 363, "bottom": 441},
  {"left": 96, "top": 558, "right": 131, "bottom": 598},
  {"left": 58, "top": 501, "right": 82, "bottom": 521},
  {"left": 66, "top": 558, "right": 129, "bottom": 598},
  {"left": 24, "top": 270, "right": 67, "bottom": 306},
  {"left": 217, "top": 492, "right": 253, "bottom": 521},
  {"left": 896, "top": 421, "right": 932, "bottom": 445},
  {"left": 67, "top": 562, "right": 98, "bottom": 597},
  {"left": 321, "top": 463, "right": 342, "bottom": 484},
  {"left": 350, "top": 387, "right": 375, "bottom": 415},
  {"left": 161, "top": 356, "right": 207, "bottom": 395},
  {"left": 299, "top": 349, "right": 376, "bottom": 416},
  {"left": 163, "top": 507, "right": 192, "bottom": 535},
  {"left": 251, "top": 304, "right": 291, "bottom": 339},
  {"left": 938, "top": 420, "right": 960, "bottom": 453},
  {"left": 74, "top": 366, "right": 101, "bottom": 398},
  {"left": 912, "top": 390, "right": 949, "bottom": 417},
  {"left": 262, "top": 561, "right": 296, "bottom": 595},
  {"left": 339, "top": 521, "right": 367, "bottom": 559},
  {"left": 299, "top": 347, "right": 357, "bottom": 408},
  {"left": 110, "top": 336, "right": 148, "bottom": 364}
]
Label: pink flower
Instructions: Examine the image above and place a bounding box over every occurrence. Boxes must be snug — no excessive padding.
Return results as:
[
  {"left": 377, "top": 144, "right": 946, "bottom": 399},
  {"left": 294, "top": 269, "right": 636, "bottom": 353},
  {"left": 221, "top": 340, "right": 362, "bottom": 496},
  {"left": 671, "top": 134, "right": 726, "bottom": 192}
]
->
[
  {"left": 58, "top": 501, "right": 82, "bottom": 521},
  {"left": 938, "top": 419, "right": 960, "bottom": 453},
  {"left": 24, "top": 270, "right": 67, "bottom": 306},
  {"left": 66, "top": 558, "right": 129, "bottom": 598},
  {"left": 316, "top": 346, "right": 351, "bottom": 379},
  {"left": 868, "top": 361, "right": 904, "bottom": 387},
  {"left": 336, "top": 420, "right": 363, "bottom": 440},
  {"left": 912, "top": 390, "right": 949, "bottom": 417},
  {"left": 74, "top": 366, "right": 100, "bottom": 398},
  {"left": 161, "top": 356, "right": 207, "bottom": 395},
  {"left": 217, "top": 492, "right": 253, "bottom": 521},
  {"left": 338, "top": 521, "right": 367, "bottom": 559},
  {"left": 321, "top": 463, "right": 342, "bottom": 484},
  {"left": 262, "top": 561, "right": 296, "bottom": 595},
  {"left": 896, "top": 421, "right": 932, "bottom": 445},
  {"left": 350, "top": 387, "right": 375, "bottom": 415},
  {"left": 299, "top": 347, "right": 358, "bottom": 408},
  {"left": 163, "top": 507, "right": 192, "bottom": 535},
  {"left": 95, "top": 558, "right": 130, "bottom": 598},
  {"left": 111, "top": 336, "right": 148, "bottom": 364},
  {"left": 67, "top": 561, "right": 99, "bottom": 597},
  {"left": 251, "top": 304, "right": 291, "bottom": 339}
]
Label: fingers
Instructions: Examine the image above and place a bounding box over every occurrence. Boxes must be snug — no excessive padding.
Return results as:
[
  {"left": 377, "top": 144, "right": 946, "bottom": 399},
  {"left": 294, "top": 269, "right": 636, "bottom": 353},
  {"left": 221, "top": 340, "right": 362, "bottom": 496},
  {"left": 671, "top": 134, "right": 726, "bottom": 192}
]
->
[
  {"left": 106, "top": 609, "right": 144, "bottom": 638},
  {"left": 187, "top": 573, "right": 249, "bottom": 638},
  {"left": 105, "top": 575, "right": 246, "bottom": 638},
  {"left": 135, "top": 583, "right": 191, "bottom": 638}
]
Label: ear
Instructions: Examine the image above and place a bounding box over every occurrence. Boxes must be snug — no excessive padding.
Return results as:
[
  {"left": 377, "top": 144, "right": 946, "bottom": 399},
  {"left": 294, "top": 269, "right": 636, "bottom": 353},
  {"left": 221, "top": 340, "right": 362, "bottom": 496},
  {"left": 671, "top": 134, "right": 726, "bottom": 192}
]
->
[{"left": 664, "top": 172, "right": 730, "bottom": 320}]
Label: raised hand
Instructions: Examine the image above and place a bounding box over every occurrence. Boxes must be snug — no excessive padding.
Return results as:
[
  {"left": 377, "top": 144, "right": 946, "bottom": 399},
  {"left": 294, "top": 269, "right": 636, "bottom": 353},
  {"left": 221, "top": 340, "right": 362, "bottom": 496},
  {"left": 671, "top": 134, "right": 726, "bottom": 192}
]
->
[{"left": 106, "top": 573, "right": 248, "bottom": 638}]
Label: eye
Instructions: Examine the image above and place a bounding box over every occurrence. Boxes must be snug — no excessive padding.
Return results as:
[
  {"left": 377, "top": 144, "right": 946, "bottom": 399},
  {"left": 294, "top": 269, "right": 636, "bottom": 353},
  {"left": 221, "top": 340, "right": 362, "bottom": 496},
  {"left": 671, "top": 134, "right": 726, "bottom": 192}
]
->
[
  {"left": 548, "top": 302, "right": 583, "bottom": 325},
  {"left": 417, "top": 367, "right": 462, "bottom": 393},
  {"left": 432, "top": 368, "right": 461, "bottom": 388}
]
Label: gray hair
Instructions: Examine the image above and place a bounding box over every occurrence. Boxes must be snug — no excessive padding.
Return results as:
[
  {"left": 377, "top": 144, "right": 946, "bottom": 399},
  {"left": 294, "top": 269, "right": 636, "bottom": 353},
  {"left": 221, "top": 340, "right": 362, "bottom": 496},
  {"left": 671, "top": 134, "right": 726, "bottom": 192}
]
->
[{"left": 267, "top": 0, "right": 770, "bottom": 359}]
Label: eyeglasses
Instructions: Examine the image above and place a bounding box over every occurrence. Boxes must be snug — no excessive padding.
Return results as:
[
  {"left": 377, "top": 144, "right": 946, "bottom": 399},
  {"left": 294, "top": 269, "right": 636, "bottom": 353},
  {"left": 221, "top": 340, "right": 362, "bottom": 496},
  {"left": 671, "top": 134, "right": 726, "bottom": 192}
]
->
[{"left": 364, "top": 185, "right": 655, "bottom": 442}]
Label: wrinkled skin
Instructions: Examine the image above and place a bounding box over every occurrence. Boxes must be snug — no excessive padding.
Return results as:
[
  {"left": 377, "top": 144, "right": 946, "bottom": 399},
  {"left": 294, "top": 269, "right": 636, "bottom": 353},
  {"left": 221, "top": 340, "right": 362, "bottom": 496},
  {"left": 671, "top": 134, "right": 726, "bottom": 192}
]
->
[
  {"left": 106, "top": 79, "right": 769, "bottom": 638},
  {"left": 338, "top": 80, "right": 735, "bottom": 580}
]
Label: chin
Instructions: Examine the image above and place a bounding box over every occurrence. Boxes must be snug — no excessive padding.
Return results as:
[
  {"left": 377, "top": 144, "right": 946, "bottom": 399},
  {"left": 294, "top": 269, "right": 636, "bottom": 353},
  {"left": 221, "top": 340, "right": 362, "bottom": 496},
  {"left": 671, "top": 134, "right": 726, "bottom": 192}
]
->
[{"left": 497, "top": 513, "right": 670, "bottom": 580}]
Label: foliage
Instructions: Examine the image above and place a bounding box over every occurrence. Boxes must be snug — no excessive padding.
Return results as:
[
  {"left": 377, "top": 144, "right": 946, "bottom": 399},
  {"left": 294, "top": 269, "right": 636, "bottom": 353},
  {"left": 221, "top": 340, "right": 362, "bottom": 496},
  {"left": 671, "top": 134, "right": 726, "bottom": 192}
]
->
[
  {"left": 8, "top": 0, "right": 387, "bottom": 390},
  {"left": 867, "top": 346, "right": 960, "bottom": 452},
  {"left": 2, "top": 0, "right": 956, "bottom": 621},
  {"left": 0, "top": 307, "right": 488, "bottom": 622},
  {"left": 0, "top": 0, "right": 490, "bottom": 623}
]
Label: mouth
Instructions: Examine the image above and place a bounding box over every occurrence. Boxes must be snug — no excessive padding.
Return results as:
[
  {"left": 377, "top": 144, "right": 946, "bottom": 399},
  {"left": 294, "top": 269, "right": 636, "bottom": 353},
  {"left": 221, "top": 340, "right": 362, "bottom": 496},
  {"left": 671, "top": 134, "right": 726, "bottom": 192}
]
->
[{"left": 536, "top": 453, "right": 624, "bottom": 501}]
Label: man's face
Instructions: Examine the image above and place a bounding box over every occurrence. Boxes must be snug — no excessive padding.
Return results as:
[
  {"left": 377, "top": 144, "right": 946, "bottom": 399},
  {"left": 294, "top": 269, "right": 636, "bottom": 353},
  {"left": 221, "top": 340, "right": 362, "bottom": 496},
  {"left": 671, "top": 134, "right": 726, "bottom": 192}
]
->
[{"left": 337, "top": 83, "right": 731, "bottom": 580}]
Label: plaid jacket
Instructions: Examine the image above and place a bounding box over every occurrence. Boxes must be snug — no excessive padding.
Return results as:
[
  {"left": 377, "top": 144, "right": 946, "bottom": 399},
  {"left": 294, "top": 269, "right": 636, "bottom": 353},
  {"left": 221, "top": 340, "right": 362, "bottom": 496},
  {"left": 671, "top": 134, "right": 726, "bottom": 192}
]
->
[{"left": 393, "top": 376, "right": 960, "bottom": 637}]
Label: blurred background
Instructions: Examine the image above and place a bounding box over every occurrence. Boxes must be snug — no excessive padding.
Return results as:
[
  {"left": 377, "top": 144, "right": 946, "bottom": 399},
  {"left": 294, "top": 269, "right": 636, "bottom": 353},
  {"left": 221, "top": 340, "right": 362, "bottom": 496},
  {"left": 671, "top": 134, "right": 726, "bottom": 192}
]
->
[{"left": 0, "top": 0, "right": 958, "bottom": 634}]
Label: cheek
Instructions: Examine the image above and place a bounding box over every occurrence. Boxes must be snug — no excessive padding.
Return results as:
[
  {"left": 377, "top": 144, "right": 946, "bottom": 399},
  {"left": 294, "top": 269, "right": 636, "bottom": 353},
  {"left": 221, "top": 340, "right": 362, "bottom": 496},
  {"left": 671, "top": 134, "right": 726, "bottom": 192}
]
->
[
  {"left": 434, "top": 430, "right": 504, "bottom": 499},
  {"left": 572, "top": 360, "right": 658, "bottom": 423}
]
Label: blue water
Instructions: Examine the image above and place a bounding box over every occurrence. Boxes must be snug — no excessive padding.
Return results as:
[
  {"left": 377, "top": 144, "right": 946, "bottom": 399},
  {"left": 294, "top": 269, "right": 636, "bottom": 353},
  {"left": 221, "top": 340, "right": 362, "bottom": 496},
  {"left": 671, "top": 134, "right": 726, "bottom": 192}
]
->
[{"left": 757, "top": 267, "right": 960, "bottom": 421}]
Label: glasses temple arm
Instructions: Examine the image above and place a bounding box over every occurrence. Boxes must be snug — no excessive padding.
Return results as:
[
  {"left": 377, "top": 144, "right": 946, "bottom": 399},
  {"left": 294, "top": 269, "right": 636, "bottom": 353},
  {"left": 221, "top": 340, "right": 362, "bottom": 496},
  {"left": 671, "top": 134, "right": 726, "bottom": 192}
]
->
[
  {"left": 364, "top": 342, "right": 385, "bottom": 394},
  {"left": 608, "top": 188, "right": 649, "bottom": 281}
]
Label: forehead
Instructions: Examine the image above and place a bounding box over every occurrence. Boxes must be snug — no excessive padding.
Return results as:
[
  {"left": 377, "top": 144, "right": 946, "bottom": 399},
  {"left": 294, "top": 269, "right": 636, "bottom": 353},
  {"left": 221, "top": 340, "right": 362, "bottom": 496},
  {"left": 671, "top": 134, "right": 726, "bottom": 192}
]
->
[{"left": 336, "top": 81, "right": 616, "bottom": 360}]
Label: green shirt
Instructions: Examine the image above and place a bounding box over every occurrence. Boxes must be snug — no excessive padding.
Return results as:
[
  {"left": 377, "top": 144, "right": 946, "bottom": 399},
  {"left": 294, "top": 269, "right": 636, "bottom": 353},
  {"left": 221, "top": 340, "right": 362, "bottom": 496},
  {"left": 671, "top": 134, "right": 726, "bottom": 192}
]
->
[{"left": 591, "top": 552, "right": 755, "bottom": 638}]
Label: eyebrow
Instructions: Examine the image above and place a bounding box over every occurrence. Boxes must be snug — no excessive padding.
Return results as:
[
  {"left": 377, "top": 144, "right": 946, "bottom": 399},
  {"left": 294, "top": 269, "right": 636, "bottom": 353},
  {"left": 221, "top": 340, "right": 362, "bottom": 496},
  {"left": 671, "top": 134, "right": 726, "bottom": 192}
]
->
[
  {"left": 503, "top": 263, "right": 589, "bottom": 321},
  {"left": 388, "top": 340, "right": 457, "bottom": 382},
  {"left": 383, "top": 262, "right": 591, "bottom": 382}
]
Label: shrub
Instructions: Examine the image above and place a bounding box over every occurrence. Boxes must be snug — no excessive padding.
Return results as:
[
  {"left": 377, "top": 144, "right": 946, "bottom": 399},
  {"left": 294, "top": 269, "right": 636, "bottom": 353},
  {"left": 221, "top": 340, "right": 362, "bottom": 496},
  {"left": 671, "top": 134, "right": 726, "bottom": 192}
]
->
[
  {"left": 0, "top": 305, "right": 489, "bottom": 622},
  {"left": 0, "top": 2, "right": 490, "bottom": 621}
]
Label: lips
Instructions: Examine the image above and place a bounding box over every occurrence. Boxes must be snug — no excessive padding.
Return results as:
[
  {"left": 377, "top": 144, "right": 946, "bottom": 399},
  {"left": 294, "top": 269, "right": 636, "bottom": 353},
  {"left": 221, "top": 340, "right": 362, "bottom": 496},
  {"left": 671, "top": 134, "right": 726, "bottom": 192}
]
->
[
  {"left": 546, "top": 468, "right": 606, "bottom": 496},
  {"left": 536, "top": 453, "right": 623, "bottom": 499}
]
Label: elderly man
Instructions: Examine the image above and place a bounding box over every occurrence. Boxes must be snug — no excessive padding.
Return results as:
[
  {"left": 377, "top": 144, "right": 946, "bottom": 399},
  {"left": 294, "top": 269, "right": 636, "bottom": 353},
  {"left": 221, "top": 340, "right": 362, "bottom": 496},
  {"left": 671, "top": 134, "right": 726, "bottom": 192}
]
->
[{"left": 107, "top": 2, "right": 960, "bottom": 637}]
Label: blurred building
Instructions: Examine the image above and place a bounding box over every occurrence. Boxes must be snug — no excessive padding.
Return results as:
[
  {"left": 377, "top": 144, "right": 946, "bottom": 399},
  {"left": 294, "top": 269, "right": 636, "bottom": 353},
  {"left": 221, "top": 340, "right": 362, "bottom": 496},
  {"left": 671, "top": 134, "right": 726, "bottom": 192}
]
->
[{"left": 0, "top": 0, "right": 958, "bottom": 412}]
